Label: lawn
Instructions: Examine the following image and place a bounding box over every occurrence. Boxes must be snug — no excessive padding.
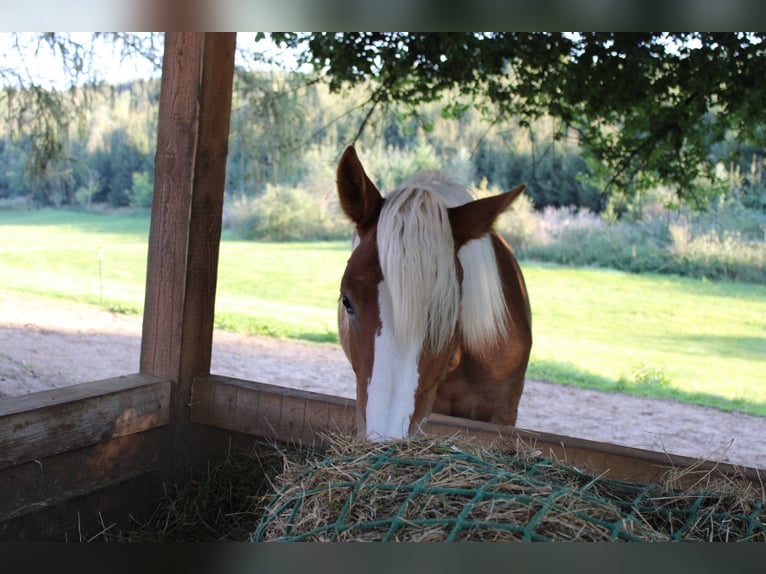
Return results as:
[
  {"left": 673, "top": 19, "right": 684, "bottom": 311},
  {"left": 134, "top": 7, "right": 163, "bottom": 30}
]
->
[
  {"left": 1, "top": 209, "right": 765, "bottom": 415},
  {"left": 525, "top": 265, "right": 766, "bottom": 415}
]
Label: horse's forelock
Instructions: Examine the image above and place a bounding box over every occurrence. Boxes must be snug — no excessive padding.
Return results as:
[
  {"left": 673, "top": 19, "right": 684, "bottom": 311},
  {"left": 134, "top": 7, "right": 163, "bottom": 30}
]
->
[
  {"left": 376, "top": 174, "right": 510, "bottom": 356},
  {"left": 376, "top": 181, "right": 460, "bottom": 356}
]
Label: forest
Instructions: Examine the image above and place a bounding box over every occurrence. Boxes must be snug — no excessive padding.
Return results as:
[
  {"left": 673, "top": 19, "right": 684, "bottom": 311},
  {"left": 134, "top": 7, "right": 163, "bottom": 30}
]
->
[
  {"left": 1, "top": 56, "right": 765, "bottom": 282},
  {"left": 0, "top": 70, "right": 614, "bottom": 209}
]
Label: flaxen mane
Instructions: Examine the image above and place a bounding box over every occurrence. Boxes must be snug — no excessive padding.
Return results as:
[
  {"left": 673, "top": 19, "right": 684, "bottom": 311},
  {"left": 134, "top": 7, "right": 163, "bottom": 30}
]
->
[{"left": 376, "top": 173, "right": 510, "bottom": 356}]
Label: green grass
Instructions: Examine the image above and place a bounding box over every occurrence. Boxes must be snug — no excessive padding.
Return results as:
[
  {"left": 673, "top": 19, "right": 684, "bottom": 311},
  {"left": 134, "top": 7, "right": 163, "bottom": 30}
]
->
[
  {"left": 0, "top": 209, "right": 151, "bottom": 312},
  {"left": 214, "top": 237, "right": 349, "bottom": 342},
  {"left": 1, "top": 209, "right": 765, "bottom": 416},
  {"left": 523, "top": 265, "right": 766, "bottom": 416}
]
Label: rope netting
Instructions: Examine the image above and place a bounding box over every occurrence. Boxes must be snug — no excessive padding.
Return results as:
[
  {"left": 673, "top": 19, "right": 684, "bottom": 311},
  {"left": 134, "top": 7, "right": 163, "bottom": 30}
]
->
[{"left": 253, "top": 436, "right": 765, "bottom": 542}]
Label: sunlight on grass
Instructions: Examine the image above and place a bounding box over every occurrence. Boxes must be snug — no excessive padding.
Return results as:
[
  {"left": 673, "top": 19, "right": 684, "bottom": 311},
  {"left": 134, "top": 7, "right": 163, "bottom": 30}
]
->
[
  {"left": 1, "top": 209, "right": 764, "bottom": 416},
  {"left": 523, "top": 265, "right": 766, "bottom": 415},
  {"left": 214, "top": 239, "right": 348, "bottom": 341},
  {"left": 0, "top": 209, "right": 150, "bottom": 308}
]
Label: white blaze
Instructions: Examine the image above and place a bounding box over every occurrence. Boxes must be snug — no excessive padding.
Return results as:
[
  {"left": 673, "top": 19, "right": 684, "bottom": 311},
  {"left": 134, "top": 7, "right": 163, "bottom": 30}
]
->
[{"left": 365, "top": 280, "right": 420, "bottom": 441}]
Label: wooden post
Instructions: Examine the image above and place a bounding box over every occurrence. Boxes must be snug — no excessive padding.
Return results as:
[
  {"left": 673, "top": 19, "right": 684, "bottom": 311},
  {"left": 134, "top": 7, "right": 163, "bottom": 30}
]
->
[{"left": 140, "top": 33, "right": 236, "bottom": 469}]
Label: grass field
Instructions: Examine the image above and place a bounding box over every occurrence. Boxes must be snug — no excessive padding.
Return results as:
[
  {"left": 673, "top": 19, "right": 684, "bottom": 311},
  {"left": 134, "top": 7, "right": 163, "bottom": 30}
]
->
[{"left": 1, "top": 209, "right": 765, "bottom": 416}]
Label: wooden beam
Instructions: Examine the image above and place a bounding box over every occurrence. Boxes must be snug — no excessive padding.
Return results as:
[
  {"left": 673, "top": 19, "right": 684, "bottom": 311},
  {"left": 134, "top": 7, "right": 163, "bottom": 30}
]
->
[
  {"left": 190, "top": 375, "right": 765, "bottom": 488},
  {"left": 1, "top": 33, "right": 236, "bottom": 535},
  {"left": 140, "top": 33, "right": 236, "bottom": 464},
  {"left": 0, "top": 374, "right": 171, "bottom": 470},
  {"left": 191, "top": 375, "right": 356, "bottom": 445},
  {"left": 423, "top": 413, "right": 764, "bottom": 487}
]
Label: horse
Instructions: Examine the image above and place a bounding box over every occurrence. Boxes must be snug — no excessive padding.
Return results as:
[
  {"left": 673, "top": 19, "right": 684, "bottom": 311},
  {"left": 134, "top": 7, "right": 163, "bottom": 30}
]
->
[{"left": 336, "top": 146, "right": 532, "bottom": 441}]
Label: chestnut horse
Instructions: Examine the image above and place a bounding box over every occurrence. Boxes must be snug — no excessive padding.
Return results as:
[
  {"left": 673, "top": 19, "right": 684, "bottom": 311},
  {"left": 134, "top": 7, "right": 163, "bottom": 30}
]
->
[{"left": 336, "top": 147, "right": 532, "bottom": 441}]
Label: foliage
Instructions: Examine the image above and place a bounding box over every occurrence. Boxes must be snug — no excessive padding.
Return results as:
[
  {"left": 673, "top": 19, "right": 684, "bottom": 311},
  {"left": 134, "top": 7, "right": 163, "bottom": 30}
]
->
[
  {"left": 3, "top": 33, "right": 766, "bottom": 220},
  {"left": 129, "top": 170, "right": 154, "bottom": 208},
  {"left": 502, "top": 198, "right": 766, "bottom": 283},
  {"left": 1, "top": 78, "right": 160, "bottom": 207},
  {"left": 225, "top": 182, "right": 348, "bottom": 241},
  {"left": 226, "top": 70, "right": 313, "bottom": 197},
  {"left": 1, "top": 35, "right": 765, "bottom": 286},
  {"left": 0, "top": 33, "right": 162, "bottom": 178},
  {"left": 272, "top": 32, "right": 766, "bottom": 206}
]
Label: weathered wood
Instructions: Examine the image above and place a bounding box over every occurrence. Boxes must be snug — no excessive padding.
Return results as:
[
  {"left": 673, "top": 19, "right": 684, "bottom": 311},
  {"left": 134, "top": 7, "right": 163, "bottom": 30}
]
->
[
  {"left": 0, "top": 467, "right": 163, "bottom": 542},
  {"left": 190, "top": 375, "right": 765, "bottom": 487},
  {"left": 140, "top": 33, "right": 236, "bottom": 464},
  {"left": 0, "top": 428, "right": 166, "bottom": 532},
  {"left": 191, "top": 376, "right": 356, "bottom": 445},
  {"left": 0, "top": 374, "right": 171, "bottom": 470},
  {"left": 424, "top": 413, "right": 765, "bottom": 487},
  {"left": 0, "top": 33, "right": 237, "bottom": 536},
  {"left": 141, "top": 32, "right": 205, "bottom": 380}
]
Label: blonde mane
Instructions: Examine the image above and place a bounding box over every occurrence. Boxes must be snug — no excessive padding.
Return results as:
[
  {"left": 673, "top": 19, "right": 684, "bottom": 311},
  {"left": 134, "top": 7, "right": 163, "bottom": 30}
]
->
[{"left": 376, "top": 172, "right": 510, "bottom": 356}]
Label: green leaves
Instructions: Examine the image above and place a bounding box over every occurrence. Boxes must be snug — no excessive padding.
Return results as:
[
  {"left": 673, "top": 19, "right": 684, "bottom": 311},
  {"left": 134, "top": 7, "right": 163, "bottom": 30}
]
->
[{"left": 272, "top": 32, "right": 766, "bottom": 207}]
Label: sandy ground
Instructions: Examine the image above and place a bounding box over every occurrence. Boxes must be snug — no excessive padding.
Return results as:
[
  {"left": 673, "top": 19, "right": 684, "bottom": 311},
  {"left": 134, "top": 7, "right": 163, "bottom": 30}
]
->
[{"left": 1, "top": 290, "right": 764, "bottom": 471}]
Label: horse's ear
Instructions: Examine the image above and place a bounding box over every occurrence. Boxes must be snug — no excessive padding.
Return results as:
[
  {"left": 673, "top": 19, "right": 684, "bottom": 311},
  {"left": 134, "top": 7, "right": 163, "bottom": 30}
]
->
[
  {"left": 448, "top": 184, "right": 526, "bottom": 248},
  {"left": 337, "top": 146, "right": 383, "bottom": 229}
]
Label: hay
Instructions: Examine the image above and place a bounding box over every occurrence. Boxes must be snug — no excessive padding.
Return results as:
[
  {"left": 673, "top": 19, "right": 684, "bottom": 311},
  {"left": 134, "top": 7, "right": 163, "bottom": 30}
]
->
[
  {"left": 84, "top": 433, "right": 764, "bottom": 542},
  {"left": 91, "top": 439, "right": 310, "bottom": 542},
  {"left": 254, "top": 434, "right": 766, "bottom": 542}
]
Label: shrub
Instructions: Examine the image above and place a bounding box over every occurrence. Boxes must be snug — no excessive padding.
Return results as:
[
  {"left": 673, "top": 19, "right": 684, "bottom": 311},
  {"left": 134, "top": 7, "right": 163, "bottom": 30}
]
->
[
  {"left": 129, "top": 171, "right": 154, "bottom": 209},
  {"left": 225, "top": 183, "right": 351, "bottom": 241},
  {"left": 0, "top": 196, "right": 32, "bottom": 211},
  {"left": 504, "top": 199, "right": 766, "bottom": 284}
]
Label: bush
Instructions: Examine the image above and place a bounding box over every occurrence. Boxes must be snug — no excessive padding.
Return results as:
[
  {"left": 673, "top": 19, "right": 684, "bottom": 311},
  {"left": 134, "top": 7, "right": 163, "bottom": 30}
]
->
[
  {"left": 502, "top": 199, "right": 766, "bottom": 284},
  {"left": 129, "top": 171, "right": 154, "bottom": 209},
  {"left": 476, "top": 178, "right": 538, "bottom": 254},
  {"left": 0, "top": 196, "right": 31, "bottom": 211},
  {"left": 225, "top": 183, "right": 350, "bottom": 241},
  {"left": 670, "top": 226, "right": 766, "bottom": 282}
]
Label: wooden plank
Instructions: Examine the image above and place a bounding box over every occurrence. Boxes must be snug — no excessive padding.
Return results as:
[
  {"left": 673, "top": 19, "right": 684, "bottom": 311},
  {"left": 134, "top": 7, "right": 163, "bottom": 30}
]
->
[
  {"left": 140, "top": 33, "right": 236, "bottom": 470},
  {"left": 423, "top": 414, "right": 764, "bottom": 487},
  {"left": 191, "top": 376, "right": 355, "bottom": 445},
  {"left": 190, "top": 375, "right": 765, "bottom": 487},
  {"left": 0, "top": 428, "right": 165, "bottom": 525},
  {"left": 1, "top": 468, "right": 163, "bottom": 541},
  {"left": 176, "top": 31, "right": 236, "bottom": 390},
  {"left": 0, "top": 374, "right": 171, "bottom": 470}
]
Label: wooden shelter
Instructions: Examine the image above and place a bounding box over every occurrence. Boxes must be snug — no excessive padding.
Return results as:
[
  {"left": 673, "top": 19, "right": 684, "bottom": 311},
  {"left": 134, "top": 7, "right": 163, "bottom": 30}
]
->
[{"left": 0, "top": 33, "right": 762, "bottom": 541}]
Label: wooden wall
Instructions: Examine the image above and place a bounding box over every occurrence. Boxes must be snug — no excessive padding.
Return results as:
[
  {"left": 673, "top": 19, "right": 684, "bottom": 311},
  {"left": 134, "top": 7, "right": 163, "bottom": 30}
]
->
[
  {"left": 189, "top": 375, "right": 766, "bottom": 489},
  {"left": 0, "top": 375, "right": 171, "bottom": 540}
]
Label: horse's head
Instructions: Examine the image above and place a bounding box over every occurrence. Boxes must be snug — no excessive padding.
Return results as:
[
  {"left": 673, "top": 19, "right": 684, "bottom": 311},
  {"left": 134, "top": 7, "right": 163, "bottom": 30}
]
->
[{"left": 336, "top": 146, "right": 524, "bottom": 440}]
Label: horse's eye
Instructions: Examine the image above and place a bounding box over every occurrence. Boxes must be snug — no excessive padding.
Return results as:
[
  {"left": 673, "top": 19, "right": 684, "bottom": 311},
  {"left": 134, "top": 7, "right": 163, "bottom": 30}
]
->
[{"left": 341, "top": 293, "right": 355, "bottom": 316}]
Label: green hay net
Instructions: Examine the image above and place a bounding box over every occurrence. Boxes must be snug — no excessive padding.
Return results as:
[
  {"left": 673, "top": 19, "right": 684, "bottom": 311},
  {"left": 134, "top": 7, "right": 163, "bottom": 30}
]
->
[{"left": 253, "top": 438, "right": 765, "bottom": 542}]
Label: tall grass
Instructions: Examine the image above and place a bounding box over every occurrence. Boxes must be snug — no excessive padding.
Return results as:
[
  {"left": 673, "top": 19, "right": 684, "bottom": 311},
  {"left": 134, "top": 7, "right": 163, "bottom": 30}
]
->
[{"left": 497, "top": 195, "right": 766, "bottom": 284}]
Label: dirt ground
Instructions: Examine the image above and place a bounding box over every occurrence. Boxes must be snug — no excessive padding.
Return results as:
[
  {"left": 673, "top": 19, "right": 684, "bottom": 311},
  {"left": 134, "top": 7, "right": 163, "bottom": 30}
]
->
[{"left": 1, "top": 290, "right": 764, "bottom": 471}]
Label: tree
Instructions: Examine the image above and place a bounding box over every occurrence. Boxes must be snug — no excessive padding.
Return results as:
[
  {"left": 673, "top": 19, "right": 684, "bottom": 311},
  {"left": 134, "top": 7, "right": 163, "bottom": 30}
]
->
[
  {"left": 226, "top": 70, "right": 311, "bottom": 197},
  {"left": 88, "top": 127, "right": 150, "bottom": 206},
  {"left": 0, "top": 33, "right": 163, "bottom": 179},
  {"left": 271, "top": 32, "right": 766, "bottom": 206}
]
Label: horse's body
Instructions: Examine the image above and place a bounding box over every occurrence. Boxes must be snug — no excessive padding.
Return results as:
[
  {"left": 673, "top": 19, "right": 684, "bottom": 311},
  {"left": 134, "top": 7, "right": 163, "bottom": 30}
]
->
[{"left": 336, "top": 147, "right": 531, "bottom": 440}]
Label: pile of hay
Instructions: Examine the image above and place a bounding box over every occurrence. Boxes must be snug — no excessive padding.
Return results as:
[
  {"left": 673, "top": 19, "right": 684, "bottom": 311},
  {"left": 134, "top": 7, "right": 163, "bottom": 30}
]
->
[
  {"left": 90, "top": 440, "right": 300, "bottom": 542},
  {"left": 254, "top": 434, "right": 765, "bottom": 542}
]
